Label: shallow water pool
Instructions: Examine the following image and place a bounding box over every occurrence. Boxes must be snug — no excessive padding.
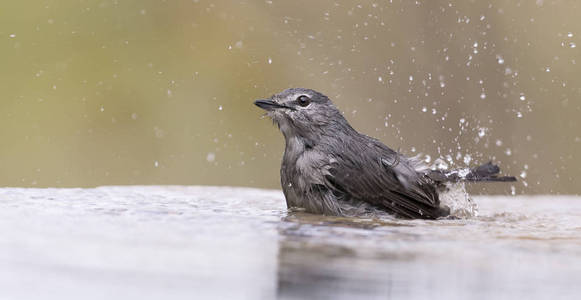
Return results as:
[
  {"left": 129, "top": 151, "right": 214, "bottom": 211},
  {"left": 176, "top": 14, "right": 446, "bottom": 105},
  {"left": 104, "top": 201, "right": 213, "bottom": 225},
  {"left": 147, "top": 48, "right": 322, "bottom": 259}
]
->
[{"left": 0, "top": 186, "right": 579, "bottom": 299}]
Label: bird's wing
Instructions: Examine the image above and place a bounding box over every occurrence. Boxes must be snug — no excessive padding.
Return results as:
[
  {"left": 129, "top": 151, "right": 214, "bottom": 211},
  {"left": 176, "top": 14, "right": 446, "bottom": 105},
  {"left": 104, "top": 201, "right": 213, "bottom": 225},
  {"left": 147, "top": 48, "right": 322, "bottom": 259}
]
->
[{"left": 324, "top": 136, "right": 444, "bottom": 219}]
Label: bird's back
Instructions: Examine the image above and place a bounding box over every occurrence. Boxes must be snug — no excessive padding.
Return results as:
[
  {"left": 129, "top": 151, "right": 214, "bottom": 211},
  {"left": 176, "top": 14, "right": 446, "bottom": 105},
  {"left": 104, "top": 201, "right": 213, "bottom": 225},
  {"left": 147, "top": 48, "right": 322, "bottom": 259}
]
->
[{"left": 320, "top": 133, "right": 448, "bottom": 219}]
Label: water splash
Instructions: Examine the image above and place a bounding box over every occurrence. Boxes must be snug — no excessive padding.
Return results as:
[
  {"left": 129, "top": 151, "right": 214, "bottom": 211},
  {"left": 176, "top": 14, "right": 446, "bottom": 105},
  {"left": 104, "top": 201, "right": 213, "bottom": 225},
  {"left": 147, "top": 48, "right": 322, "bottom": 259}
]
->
[{"left": 439, "top": 182, "right": 478, "bottom": 218}]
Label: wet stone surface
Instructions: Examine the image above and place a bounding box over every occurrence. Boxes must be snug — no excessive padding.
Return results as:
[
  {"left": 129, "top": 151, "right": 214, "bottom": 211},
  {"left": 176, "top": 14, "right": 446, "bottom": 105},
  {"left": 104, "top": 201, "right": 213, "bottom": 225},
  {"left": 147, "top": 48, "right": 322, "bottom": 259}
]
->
[{"left": 0, "top": 186, "right": 580, "bottom": 300}]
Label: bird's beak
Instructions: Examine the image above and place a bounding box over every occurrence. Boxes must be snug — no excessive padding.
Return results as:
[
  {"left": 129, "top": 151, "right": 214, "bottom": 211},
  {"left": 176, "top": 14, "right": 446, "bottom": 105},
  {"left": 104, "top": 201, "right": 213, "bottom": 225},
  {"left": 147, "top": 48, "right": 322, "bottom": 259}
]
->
[{"left": 254, "top": 99, "right": 294, "bottom": 111}]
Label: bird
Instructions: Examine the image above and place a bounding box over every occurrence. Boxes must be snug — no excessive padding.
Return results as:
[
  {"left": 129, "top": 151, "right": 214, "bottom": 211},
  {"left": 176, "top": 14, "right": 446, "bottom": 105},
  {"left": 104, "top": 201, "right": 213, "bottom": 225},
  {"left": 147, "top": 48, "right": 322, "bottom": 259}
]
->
[{"left": 254, "top": 88, "right": 516, "bottom": 219}]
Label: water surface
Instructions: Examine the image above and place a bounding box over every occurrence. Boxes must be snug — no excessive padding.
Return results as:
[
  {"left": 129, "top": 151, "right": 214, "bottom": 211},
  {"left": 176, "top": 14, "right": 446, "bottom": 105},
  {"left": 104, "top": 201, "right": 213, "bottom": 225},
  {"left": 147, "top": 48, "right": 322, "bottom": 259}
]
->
[{"left": 0, "top": 186, "right": 579, "bottom": 299}]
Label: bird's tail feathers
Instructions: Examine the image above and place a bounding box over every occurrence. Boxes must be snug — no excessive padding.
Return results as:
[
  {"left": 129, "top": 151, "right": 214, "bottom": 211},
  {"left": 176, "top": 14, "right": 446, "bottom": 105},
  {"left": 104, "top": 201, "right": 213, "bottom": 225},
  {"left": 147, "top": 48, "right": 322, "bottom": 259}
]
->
[{"left": 428, "top": 161, "right": 516, "bottom": 183}]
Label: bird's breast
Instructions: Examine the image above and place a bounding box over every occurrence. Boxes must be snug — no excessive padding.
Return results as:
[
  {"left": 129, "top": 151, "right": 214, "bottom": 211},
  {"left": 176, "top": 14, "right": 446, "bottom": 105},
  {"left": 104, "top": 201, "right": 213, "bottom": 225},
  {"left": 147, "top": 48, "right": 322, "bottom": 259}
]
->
[{"left": 280, "top": 161, "right": 303, "bottom": 209}]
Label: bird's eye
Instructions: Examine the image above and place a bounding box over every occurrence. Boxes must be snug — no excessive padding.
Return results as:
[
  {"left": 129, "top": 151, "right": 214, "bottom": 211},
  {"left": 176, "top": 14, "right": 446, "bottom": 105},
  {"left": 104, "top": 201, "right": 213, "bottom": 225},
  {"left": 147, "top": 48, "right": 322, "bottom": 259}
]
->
[{"left": 297, "top": 95, "right": 311, "bottom": 107}]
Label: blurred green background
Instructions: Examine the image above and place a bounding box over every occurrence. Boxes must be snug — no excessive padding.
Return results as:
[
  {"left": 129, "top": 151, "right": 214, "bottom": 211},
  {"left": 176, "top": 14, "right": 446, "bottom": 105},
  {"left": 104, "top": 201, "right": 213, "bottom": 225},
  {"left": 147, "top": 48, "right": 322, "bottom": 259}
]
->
[{"left": 1, "top": 0, "right": 579, "bottom": 194}]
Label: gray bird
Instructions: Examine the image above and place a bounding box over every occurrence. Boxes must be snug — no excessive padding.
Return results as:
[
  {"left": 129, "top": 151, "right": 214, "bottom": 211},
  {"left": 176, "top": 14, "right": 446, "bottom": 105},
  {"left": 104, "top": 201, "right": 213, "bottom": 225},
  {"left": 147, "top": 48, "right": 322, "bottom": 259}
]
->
[{"left": 255, "top": 88, "right": 516, "bottom": 219}]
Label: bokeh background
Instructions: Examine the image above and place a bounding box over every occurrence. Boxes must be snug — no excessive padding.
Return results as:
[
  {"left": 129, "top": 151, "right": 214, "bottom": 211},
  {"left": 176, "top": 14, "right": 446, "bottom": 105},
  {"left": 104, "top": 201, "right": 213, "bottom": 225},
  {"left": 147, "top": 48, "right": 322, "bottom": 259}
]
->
[{"left": 1, "top": 0, "right": 579, "bottom": 194}]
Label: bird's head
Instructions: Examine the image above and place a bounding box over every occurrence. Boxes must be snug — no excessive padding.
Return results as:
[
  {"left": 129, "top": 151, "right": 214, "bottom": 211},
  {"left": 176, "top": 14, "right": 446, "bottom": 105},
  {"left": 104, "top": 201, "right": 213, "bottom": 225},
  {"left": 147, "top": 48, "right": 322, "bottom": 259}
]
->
[{"left": 254, "top": 88, "right": 347, "bottom": 141}]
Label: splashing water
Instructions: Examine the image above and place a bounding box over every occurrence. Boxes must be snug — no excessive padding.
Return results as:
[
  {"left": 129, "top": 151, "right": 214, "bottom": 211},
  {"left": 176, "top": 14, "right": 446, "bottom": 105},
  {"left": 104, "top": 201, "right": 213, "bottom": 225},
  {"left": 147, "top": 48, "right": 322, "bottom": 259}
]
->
[{"left": 439, "top": 182, "right": 478, "bottom": 218}]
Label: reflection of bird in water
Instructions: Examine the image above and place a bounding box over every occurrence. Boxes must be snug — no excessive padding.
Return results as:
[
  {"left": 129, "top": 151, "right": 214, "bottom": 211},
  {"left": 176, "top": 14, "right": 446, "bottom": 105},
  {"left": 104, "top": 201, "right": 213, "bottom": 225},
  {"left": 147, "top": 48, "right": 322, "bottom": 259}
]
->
[
  {"left": 255, "top": 88, "right": 516, "bottom": 219},
  {"left": 275, "top": 212, "right": 410, "bottom": 299}
]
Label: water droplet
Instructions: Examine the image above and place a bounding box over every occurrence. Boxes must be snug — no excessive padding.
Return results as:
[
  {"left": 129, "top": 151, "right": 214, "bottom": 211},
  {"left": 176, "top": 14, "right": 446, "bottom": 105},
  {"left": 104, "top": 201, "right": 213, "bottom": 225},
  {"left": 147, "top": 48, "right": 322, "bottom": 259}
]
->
[
  {"left": 520, "top": 171, "right": 527, "bottom": 179},
  {"left": 206, "top": 152, "right": 216, "bottom": 162},
  {"left": 100, "top": 106, "right": 105, "bottom": 112},
  {"left": 567, "top": 32, "right": 574, "bottom": 38},
  {"left": 434, "top": 158, "right": 449, "bottom": 170},
  {"left": 9, "top": 34, "right": 16, "bottom": 38},
  {"left": 154, "top": 161, "right": 159, "bottom": 167},
  {"left": 519, "top": 94, "right": 526, "bottom": 101},
  {"left": 409, "top": 75, "right": 414, "bottom": 81},
  {"left": 478, "top": 127, "right": 486, "bottom": 137},
  {"left": 421, "top": 106, "right": 427, "bottom": 112},
  {"left": 267, "top": 57, "right": 272, "bottom": 64},
  {"left": 480, "top": 93, "right": 486, "bottom": 99},
  {"left": 431, "top": 108, "right": 437, "bottom": 115},
  {"left": 505, "top": 148, "right": 512, "bottom": 156},
  {"left": 424, "top": 155, "right": 431, "bottom": 163},
  {"left": 496, "top": 55, "right": 505, "bottom": 64},
  {"left": 569, "top": 42, "right": 577, "bottom": 48},
  {"left": 495, "top": 139, "right": 503, "bottom": 146},
  {"left": 511, "top": 185, "right": 516, "bottom": 196},
  {"left": 378, "top": 76, "right": 383, "bottom": 82},
  {"left": 218, "top": 105, "right": 223, "bottom": 111},
  {"left": 516, "top": 111, "right": 523, "bottom": 118},
  {"left": 463, "top": 154, "right": 472, "bottom": 165},
  {"left": 545, "top": 66, "right": 551, "bottom": 72}
]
